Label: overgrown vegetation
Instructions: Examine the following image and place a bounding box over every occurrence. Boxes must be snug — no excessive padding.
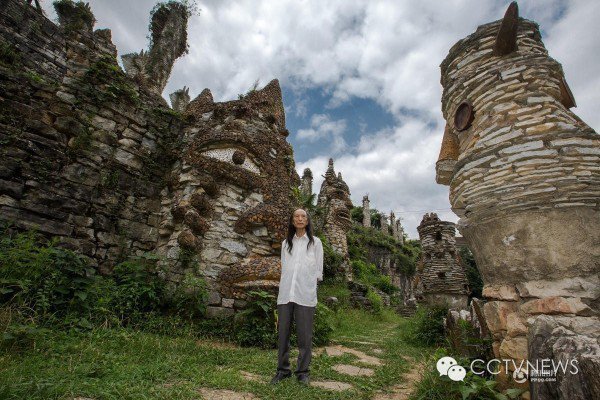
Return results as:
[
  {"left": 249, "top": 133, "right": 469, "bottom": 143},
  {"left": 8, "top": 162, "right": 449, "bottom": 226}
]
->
[
  {"left": 53, "top": 0, "right": 96, "bottom": 33},
  {"left": 0, "top": 228, "right": 206, "bottom": 350},
  {"left": 80, "top": 54, "right": 140, "bottom": 105},
  {"left": 0, "top": 40, "right": 21, "bottom": 68},
  {"left": 460, "top": 246, "right": 483, "bottom": 299},
  {"left": 402, "top": 304, "right": 448, "bottom": 347}
]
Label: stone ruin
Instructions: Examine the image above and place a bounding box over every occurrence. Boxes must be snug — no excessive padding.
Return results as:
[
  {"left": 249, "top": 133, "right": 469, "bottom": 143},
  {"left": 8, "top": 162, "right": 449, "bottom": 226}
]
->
[
  {"left": 378, "top": 213, "right": 388, "bottom": 234},
  {"left": 394, "top": 219, "right": 404, "bottom": 245},
  {"left": 0, "top": 0, "right": 300, "bottom": 318},
  {"left": 361, "top": 194, "right": 370, "bottom": 227},
  {"left": 314, "top": 158, "right": 353, "bottom": 281},
  {"left": 415, "top": 213, "right": 469, "bottom": 309},
  {"left": 121, "top": 1, "right": 189, "bottom": 96},
  {"left": 436, "top": 2, "right": 599, "bottom": 397},
  {"left": 300, "top": 167, "right": 313, "bottom": 198}
]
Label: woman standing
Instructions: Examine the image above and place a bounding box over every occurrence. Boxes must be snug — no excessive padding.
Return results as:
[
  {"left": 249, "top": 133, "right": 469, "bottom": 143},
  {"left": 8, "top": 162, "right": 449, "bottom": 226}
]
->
[{"left": 270, "top": 208, "right": 323, "bottom": 385}]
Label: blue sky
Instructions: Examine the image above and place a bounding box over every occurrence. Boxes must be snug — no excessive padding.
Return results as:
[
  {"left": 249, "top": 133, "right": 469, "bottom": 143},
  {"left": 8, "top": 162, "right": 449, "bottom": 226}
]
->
[{"left": 41, "top": 0, "right": 600, "bottom": 238}]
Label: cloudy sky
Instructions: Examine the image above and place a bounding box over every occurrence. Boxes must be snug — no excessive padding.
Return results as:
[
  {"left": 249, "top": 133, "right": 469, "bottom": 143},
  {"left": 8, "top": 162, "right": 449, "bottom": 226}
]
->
[{"left": 42, "top": 0, "right": 600, "bottom": 238}]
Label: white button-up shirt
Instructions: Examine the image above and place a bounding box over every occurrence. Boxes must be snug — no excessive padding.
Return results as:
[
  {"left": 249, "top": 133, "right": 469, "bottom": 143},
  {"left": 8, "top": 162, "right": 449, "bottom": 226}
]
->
[{"left": 277, "top": 233, "right": 324, "bottom": 307}]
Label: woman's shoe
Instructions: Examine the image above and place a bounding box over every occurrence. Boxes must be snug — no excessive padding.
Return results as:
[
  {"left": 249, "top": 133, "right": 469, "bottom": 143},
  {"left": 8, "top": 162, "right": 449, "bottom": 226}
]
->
[{"left": 270, "top": 371, "right": 292, "bottom": 384}]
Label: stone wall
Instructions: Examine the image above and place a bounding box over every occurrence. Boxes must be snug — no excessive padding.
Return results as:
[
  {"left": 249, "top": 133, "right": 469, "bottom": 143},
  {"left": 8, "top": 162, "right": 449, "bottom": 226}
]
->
[
  {"left": 416, "top": 213, "right": 469, "bottom": 309},
  {"left": 0, "top": 0, "right": 300, "bottom": 318},
  {"left": 0, "top": 0, "right": 181, "bottom": 273},
  {"left": 365, "top": 243, "right": 414, "bottom": 305},
  {"left": 436, "top": 3, "right": 599, "bottom": 397}
]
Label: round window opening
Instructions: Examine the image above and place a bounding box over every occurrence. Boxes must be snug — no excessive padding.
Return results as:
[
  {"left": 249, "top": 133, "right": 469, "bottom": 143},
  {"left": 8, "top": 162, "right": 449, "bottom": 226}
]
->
[{"left": 454, "top": 101, "right": 474, "bottom": 131}]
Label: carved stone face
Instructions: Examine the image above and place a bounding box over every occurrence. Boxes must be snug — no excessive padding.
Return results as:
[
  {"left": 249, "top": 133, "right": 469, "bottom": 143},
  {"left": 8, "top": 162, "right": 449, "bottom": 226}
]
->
[{"left": 162, "top": 80, "right": 300, "bottom": 304}]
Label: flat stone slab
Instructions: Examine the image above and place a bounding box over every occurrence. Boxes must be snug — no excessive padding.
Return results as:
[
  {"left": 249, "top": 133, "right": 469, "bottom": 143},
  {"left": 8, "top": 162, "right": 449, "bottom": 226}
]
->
[
  {"left": 197, "top": 388, "right": 258, "bottom": 400},
  {"left": 372, "top": 348, "right": 384, "bottom": 354},
  {"left": 311, "top": 380, "right": 354, "bottom": 391},
  {"left": 325, "top": 344, "right": 383, "bottom": 366},
  {"left": 332, "top": 364, "right": 375, "bottom": 376},
  {"left": 239, "top": 371, "right": 263, "bottom": 382}
]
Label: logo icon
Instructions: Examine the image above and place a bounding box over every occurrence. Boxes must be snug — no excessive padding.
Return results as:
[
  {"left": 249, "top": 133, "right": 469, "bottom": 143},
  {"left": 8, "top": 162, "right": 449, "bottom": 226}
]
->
[
  {"left": 436, "top": 356, "right": 465, "bottom": 381},
  {"left": 513, "top": 368, "right": 528, "bottom": 384}
]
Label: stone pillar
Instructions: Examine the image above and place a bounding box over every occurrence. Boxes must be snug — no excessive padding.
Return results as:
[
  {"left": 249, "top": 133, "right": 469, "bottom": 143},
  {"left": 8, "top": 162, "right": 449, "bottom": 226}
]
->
[
  {"left": 417, "top": 213, "right": 468, "bottom": 309},
  {"left": 380, "top": 214, "right": 389, "bottom": 235},
  {"left": 121, "top": 2, "right": 189, "bottom": 96},
  {"left": 362, "top": 194, "right": 371, "bottom": 227},
  {"left": 169, "top": 86, "right": 190, "bottom": 112},
  {"left": 316, "top": 158, "right": 353, "bottom": 281},
  {"left": 300, "top": 168, "right": 313, "bottom": 198},
  {"left": 436, "top": 3, "right": 599, "bottom": 396},
  {"left": 396, "top": 220, "right": 405, "bottom": 245},
  {"left": 390, "top": 211, "right": 397, "bottom": 238}
]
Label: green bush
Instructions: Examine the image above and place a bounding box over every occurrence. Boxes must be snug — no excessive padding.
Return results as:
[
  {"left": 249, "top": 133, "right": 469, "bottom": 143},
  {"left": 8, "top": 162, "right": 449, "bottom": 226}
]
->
[
  {"left": 313, "top": 302, "right": 334, "bottom": 346},
  {"left": 403, "top": 305, "right": 448, "bottom": 346},
  {"left": 318, "top": 235, "right": 344, "bottom": 282},
  {"left": 366, "top": 288, "right": 383, "bottom": 314},
  {"left": 0, "top": 228, "right": 209, "bottom": 344},
  {"left": 351, "top": 259, "right": 397, "bottom": 295},
  {"left": 233, "top": 290, "right": 278, "bottom": 349},
  {"left": 412, "top": 349, "right": 525, "bottom": 400}
]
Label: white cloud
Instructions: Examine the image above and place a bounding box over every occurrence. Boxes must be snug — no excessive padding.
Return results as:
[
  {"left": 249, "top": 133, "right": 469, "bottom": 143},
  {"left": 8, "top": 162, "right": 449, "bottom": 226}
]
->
[
  {"left": 297, "top": 114, "right": 348, "bottom": 154},
  {"left": 39, "top": 0, "right": 600, "bottom": 237}
]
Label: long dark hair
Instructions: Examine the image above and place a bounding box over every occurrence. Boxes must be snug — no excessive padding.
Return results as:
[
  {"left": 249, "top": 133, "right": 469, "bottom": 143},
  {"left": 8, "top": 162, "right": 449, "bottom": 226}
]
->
[{"left": 285, "top": 209, "right": 315, "bottom": 254}]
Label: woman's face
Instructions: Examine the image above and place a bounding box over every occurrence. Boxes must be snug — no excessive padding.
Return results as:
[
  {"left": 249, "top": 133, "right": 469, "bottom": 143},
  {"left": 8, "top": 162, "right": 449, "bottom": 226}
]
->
[{"left": 293, "top": 209, "right": 308, "bottom": 230}]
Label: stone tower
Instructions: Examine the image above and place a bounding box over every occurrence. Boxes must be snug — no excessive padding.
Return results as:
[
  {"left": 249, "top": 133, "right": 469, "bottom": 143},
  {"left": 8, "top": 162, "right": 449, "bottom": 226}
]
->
[
  {"left": 362, "top": 194, "right": 371, "bottom": 227},
  {"left": 390, "top": 211, "right": 397, "bottom": 237},
  {"left": 436, "top": 2, "right": 599, "bottom": 396},
  {"left": 121, "top": 2, "right": 189, "bottom": 96},
  {"left": 300, "top": 168, "right": 313, "bottom": 198},
  {"left": 395, "top": 220, "right": 405, "bottom": 245},
  {"left": 380, "top": 214, "right": 389, "bottom": 235},
  {"left": 417, "top": 213, "right": 469, "bottom": 309},
  {"left": 316, "top": 159, "right": 353, "bottom": 281}
]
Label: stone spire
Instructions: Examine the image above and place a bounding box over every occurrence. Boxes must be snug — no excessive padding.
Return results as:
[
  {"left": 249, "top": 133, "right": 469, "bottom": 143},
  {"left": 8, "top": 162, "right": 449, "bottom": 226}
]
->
[
  {"left": 362, "top": 194, "right": 370, "bottom": 227},
  {"left": 300, "top": 168, "right": 313, "bottom": 198},
  {"left": 390, "top": 211, "right": 397, "bottom": 237},
  {"left": 324, "top": 158, "right": 336, "bottom": 180},
  {"left": 121, "top": 2, "right": 189, "bottom": 96},
  {"left": 396, "top": 219, "right": 405, "bottom": 245},
  {"left": 380, "top": 214, "right": 389, "bottom": 235}
]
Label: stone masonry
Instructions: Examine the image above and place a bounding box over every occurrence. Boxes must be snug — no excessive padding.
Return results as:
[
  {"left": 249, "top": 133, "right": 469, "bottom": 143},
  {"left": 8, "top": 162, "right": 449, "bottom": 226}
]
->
[
  {"left": 436, "top": 3, "right": 599, "bottom": 397},
  {"left": 316, "top": 158, "right": 353, "bottom": 281},
  {"left": 0, "top": 0, "right": 300, "bottom": 318},
  {"left": 300, "top": 167, "right": 313, "bottom": 198},
  {"left": 416, "top": 213, "right": 469, "bottom": 309},
  {"left": 362, "top": 194, "right": 370, "bottom": 227}
]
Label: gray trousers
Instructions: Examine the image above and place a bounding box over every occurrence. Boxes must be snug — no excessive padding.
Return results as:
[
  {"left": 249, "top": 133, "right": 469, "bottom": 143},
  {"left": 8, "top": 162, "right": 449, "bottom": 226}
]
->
[{"left": 276, "top": 301, "right": 316, "bottom": 376}]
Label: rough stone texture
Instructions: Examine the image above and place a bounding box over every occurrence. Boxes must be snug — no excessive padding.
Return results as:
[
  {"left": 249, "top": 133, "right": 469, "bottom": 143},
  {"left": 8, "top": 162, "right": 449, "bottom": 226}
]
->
[
  {"left": 362, "top": 194, "right": 371, "bottom": 227},
  {"left": 314, "top": 159, "right": 353, "bottom": 281},
  {"left": 0, "top": 0, "right": 179, "bottom": 272},
  {"left": 300, "top": 168, "right": 312, "bottom": 198},
  {"left": 528, "top": 315, "right": 600, "bottom": 400},
  {"left": 0, "top": 0, "right": 300, "bottom": 316},
  {"left": 332, "top": 364, "right": 375, "bottom": 377},
  {"left": 416, "top": 213, "right": 469, "bottom": 309},
  {"left": 364, "top": 243, "right": 415, "bottom": 308},
  {"left": 311, "top": 380, "right": 354, "bottom": 391},
  {"left": 197, "top": 388, "right": 258, "bottom": 400},
  {"left": 169, "top": 86, "right": 190, "bottom": 113},
  {"left": 436, "top": 4, "right": 600, "bottom": 395}
]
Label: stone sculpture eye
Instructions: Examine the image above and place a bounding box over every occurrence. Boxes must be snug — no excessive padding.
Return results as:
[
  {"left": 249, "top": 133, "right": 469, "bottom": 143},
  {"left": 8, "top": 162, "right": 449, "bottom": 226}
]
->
[{"left": 199, "top": 147, "right": 261, "bottom": 174}]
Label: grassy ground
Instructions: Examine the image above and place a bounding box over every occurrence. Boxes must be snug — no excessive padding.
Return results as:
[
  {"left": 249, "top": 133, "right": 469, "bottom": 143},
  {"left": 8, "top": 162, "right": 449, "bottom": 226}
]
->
[{"left": 0, "top": 304, "right": 433, "bottom": 400}]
